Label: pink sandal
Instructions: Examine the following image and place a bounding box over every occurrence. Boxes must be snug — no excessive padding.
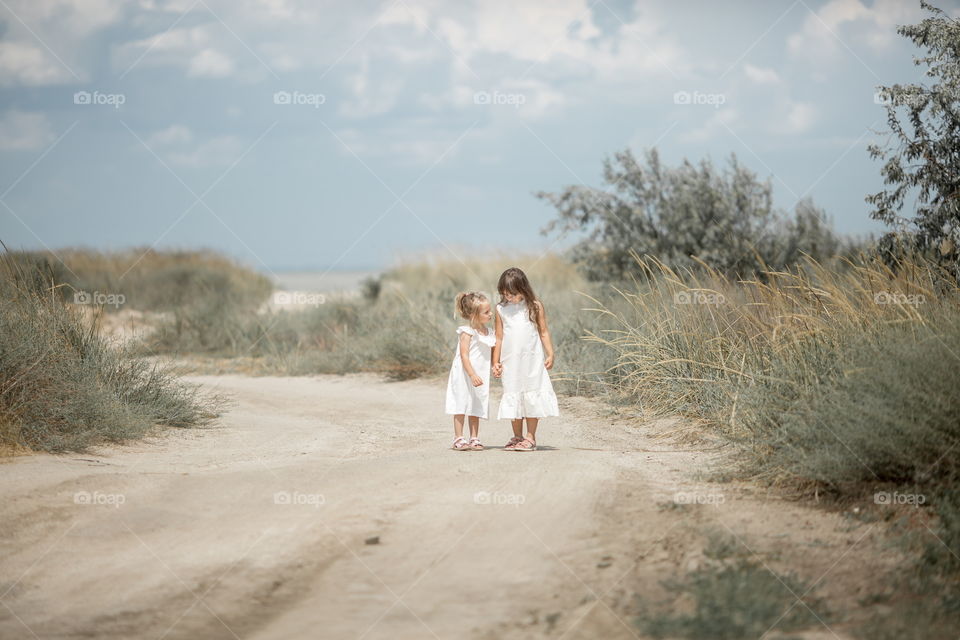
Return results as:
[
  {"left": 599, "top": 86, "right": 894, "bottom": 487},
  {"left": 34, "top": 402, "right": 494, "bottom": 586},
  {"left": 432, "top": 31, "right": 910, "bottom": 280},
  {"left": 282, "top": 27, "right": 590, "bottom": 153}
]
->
[
  {"left": 469, "top": 437, "right": 484, "bottom": 451},
  {"left": 512, "top": 438, "right": 537, "bottom": 451},
  {"left": 452, "top": 436, "right": 471, "bottom": 451},
  {"left": 503, "top": 436, "right": 523, "bottom": 451}
]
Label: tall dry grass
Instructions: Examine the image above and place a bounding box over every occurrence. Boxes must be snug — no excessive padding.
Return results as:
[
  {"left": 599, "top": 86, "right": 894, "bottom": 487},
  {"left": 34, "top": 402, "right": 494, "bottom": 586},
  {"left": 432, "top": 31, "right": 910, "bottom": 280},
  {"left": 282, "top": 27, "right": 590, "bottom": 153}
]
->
[
  {"left": 111, "top": 250, "right": 620, "bottom": 391},
  {"left": 586, "top": 250, "right": 960, "bottom": 486},
  {"left": 0, "top": 246, "right": 223, "bottom": 453}
]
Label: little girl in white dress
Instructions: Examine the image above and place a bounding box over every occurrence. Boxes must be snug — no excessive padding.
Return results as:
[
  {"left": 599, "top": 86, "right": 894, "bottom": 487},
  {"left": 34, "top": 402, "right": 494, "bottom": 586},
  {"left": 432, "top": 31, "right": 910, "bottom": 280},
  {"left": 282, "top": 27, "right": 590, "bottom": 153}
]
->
[
  {"left": 445, "top": 291, "right": 496, "bottom": 451},
  {"left": 492, "top": 267, "right": 559, "bottom": 451}
]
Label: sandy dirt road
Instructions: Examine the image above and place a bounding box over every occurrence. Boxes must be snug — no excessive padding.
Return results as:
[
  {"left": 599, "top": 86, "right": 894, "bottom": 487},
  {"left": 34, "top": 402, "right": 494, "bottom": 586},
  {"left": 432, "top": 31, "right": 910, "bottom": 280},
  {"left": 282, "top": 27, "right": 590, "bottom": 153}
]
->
[{"left": 0, "top": 373, "right": 888, "bottom": 639}]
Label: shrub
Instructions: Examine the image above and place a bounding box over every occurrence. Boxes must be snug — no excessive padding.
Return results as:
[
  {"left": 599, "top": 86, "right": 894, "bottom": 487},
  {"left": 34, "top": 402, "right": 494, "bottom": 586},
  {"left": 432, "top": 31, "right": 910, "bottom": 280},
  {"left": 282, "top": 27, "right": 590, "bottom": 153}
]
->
[{"left": 0, "top": 247, "right": 221, "bottom": 452}]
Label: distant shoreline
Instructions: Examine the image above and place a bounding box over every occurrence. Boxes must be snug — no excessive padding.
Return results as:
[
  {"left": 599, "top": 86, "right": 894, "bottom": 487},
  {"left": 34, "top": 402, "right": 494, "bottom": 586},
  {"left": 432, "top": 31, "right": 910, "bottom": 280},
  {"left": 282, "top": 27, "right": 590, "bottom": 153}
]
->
[{"left": 267, "top": 269, "right": 381, "bottom": 294}]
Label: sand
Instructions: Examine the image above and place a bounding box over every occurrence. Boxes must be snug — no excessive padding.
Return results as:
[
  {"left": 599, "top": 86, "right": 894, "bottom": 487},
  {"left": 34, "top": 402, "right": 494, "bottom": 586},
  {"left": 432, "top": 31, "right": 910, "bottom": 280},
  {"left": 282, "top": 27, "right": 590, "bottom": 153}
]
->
[{"left": 0, "top": 373, "right": 893, "bottom": 639}]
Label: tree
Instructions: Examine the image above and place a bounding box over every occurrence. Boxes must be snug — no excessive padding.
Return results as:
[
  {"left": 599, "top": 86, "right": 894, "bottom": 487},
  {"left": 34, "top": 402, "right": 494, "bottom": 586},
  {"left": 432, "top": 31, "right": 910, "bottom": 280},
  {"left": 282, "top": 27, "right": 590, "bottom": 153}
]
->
[
  {"left": 538, "top": 147, "right": 844, "bottom": 280},
  {"left": 866, "top": 0, "right": 960, "bottom": 269}
]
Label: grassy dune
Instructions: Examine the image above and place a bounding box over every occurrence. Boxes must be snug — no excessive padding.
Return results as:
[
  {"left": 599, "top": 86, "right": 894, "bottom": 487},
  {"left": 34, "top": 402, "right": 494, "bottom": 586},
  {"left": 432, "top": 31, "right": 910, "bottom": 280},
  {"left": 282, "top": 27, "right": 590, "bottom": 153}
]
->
[
  {"left": 0, "top": 248, "right": 224, "bottom": 453},
  {"left": 7, "top": 246, "right": 274, "bottom": 311}
]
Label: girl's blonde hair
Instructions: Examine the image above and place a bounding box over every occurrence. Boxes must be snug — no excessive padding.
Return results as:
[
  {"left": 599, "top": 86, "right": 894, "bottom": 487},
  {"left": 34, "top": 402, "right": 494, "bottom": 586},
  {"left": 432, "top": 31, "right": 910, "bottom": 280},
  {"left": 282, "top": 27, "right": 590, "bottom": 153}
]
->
[{"left": 454, "top": 291, "right": 489, "bottom": 330}]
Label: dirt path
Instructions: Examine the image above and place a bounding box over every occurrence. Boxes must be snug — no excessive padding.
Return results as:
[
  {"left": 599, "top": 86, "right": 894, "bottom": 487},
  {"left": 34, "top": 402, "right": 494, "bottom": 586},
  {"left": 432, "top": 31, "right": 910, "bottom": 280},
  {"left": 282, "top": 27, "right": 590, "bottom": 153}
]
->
[{"left": 0, "top": 373, "right": 892, "bottom": 639}]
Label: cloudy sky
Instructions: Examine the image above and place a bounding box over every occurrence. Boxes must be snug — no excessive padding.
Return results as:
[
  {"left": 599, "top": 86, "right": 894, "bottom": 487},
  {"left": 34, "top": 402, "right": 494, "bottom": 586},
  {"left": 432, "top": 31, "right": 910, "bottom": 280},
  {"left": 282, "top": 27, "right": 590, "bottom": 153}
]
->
[{"left": 1, "top": 0, "right": 957, "bottom": 273}]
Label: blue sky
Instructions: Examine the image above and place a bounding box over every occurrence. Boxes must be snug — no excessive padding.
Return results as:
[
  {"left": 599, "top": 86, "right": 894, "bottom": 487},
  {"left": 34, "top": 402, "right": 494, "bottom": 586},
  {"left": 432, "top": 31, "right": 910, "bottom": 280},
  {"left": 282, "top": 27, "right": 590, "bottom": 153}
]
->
[{"left": 1, "top": 0, "right": 958, "bottom": 273}]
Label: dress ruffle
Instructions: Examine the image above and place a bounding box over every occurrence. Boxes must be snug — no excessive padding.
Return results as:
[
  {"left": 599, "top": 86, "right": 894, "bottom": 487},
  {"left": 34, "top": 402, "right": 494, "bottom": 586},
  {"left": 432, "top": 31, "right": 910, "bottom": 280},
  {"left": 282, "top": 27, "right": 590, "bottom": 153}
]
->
[{"left": 497, "top": 389, "right": 559, "bottom": 419}]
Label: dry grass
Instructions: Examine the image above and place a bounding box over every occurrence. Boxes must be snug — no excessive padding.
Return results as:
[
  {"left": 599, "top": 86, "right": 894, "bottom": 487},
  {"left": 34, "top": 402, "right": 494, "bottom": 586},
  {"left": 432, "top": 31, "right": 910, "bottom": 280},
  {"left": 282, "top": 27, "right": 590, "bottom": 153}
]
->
[
  {"left": 0, "top": 246, "right": 224, "bottom": 452},
  {"left": 5, "top": 246, "right": 273, "bottom": 312},
  {"left": 584, "top": 249, "right": 960, "bottom": 484}
]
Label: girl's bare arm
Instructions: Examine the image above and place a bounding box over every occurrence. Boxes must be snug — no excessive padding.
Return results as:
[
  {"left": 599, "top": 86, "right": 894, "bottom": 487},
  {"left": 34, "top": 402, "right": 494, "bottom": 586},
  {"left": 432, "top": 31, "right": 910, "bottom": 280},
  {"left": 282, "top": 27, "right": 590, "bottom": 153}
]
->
[
  {"left": 459, "top": 332, "right": 483, "bottom": 385},
  {"left": 534, "top": 300, "right": 555, "bottom": 369},
  {"left": 492, "top": 309, "right": 504, "bottom": 376}
]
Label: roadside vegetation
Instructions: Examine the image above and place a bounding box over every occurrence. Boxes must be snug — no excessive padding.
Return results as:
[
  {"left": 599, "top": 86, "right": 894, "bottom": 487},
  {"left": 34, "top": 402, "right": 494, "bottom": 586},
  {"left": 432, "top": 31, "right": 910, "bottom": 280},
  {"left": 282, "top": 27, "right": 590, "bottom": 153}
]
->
[{"left": 0, "top": 244, "right": 222, "bottom": 453}]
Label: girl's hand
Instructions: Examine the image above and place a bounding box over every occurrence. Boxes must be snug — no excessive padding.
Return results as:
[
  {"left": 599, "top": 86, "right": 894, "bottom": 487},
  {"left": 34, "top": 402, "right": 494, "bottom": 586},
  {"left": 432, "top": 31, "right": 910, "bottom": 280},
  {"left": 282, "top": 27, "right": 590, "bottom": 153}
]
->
[
  {"left": 471, "top": 374, "right": 484, "bottom": 387},
  {"left": 493, "top": 363, "right": 503, "bottom": 377},
  {"left": 544, "top": 354, "right": 554, "bottom": 370}
]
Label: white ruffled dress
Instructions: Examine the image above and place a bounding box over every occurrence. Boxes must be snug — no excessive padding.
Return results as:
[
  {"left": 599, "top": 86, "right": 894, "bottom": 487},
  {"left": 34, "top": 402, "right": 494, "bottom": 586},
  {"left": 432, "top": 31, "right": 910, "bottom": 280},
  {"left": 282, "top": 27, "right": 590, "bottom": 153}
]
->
[
  {"left": 496, "top": 301, "right": 559, "bottom": 419},
  {"left": 445, "top": 325, "right": 496, "bottom": 419}
]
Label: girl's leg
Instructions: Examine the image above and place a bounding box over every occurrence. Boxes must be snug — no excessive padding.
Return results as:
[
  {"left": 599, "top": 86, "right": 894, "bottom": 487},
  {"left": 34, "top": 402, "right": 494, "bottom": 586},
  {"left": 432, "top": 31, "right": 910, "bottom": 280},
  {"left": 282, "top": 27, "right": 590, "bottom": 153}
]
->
[
  {"left": 453, "top": 414, "right": 465, "bottom": 439},
  {"left": 504, "top": 419, "right": 524, "bottom": 449},
  {"left": 525, "top": 417, "right": 539, "bottom": 442},
  {"left": 468, "top": 416, "right": 480, "bottom": 439}
]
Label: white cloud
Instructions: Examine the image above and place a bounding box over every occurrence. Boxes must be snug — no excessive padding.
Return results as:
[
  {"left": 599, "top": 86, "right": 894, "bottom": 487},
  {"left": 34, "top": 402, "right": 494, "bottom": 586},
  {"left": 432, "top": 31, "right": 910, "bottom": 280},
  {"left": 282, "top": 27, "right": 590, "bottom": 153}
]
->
[
  {"left": 743, "top": 63, "right": 780, "bottom": 84},
  {"left": 166, "top": 135, "right": 246, "bottom": 167},
  {"left": 253, "top": 0, "right": 300, "bottom": 21},
  {"left": 0, "top": 110, "right": 56, "bottom": 151},
  {"left": 379, "top": 0, "right": 686, "bottom": 81},
  {"left": 787, "top": 0, "right": 928, "bottom": 62},
  {"left": 145, "top": 124, "right": 244, "bottom": 167},
  {"left": 188, "top": 48, "right": 236, "bottom": 77},
  {"left": 338, "top": 54, "right": 405, "bottom": 118},
  {"left": 0, "top": 0, "right": 125, "bottom": 85},
  {"left": 788, "top": 0, "right": 868, "bottom": 59},
  {"left": 115, "top": 25, "right": 217, "bottom": 74},
  {"left": 781, "top": 101, "right": 817, "bottom": 134},
  {"left": 380, "top": 1, "right": 432, "bottom": 35},
  {"left": 0, "top": 42, "right": 73, "bottom": 86},
  {"left": 860, "top": 0, "right": 933, "bottom": 50},
  {"left": 147, "top": 124, "right": 193, "bottom": 146},
  {"left": 677, "top": 107, "right": 739, "bottom": 144},
  {"left": 259, "top": 43, "right": 303, "bottom": 73}
]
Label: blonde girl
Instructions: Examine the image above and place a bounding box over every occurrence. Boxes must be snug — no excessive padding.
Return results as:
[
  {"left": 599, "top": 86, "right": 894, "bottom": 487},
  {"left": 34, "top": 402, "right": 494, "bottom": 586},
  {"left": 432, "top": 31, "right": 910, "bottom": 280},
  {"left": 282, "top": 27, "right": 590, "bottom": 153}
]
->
[
  {"left": 445, "top": 291, "right": 496, "bottom": 451},
  {"left": 492, "top": 267, "right": 558, "bottom": 451}
]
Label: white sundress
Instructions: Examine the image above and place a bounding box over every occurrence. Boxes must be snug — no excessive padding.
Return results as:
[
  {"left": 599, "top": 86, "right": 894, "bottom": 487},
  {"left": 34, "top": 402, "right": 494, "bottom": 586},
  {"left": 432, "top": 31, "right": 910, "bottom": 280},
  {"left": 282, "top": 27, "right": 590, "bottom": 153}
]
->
[
  {"left": 497, "top": 301, "right": 559, "bottom": 419},
  {"left": 445, "top": 325, "right": 497, "bottom": 419}
]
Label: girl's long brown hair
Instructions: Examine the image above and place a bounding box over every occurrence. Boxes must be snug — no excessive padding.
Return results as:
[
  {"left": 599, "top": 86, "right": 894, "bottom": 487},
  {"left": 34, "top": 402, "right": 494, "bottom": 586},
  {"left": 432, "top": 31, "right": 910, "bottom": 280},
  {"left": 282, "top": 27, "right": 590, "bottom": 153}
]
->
[{"left": 497, "top": 267, "right": 539, "bottom": 323}]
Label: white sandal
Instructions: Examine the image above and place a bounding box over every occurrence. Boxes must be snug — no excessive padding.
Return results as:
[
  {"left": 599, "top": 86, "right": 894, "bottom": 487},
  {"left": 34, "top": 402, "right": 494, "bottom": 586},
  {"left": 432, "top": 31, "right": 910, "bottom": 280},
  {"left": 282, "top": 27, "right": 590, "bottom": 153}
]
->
[{"left": 452, "top": 436, "right": 471, "bottom": 451}]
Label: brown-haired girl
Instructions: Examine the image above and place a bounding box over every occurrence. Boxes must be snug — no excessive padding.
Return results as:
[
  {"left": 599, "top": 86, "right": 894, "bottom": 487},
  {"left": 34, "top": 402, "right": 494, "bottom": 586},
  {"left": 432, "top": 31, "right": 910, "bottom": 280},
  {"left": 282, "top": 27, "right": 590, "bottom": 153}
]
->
[
  {"left": 445, "top": 291, "right": 495, "bottom": 451},
  {"left": 492, "top": 267, "right": 558, "bottom": 451}
]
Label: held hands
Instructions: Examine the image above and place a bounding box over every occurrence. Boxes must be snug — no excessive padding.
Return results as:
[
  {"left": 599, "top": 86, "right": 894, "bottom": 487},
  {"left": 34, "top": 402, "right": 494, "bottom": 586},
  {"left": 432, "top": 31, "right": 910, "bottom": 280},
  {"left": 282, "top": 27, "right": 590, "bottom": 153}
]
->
[
  {"left": 492, "top": 362, "right": 503, "bottom": 378},
  {"left": 544, "top": 354, "right": 554, "bottom": 370},
  {"left": 471, "top": 374, "right": 484, "bottom": 387}
]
